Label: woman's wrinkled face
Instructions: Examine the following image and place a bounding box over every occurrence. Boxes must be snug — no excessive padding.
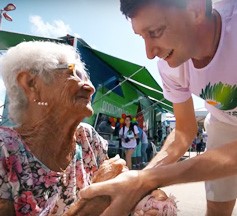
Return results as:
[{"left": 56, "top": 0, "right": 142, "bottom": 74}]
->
[
  {"left": 131, "top": 3, "right": 197, "bottom": 68},
  {"left": 43, "top": 63, "right": 95, "bottom": 118}
]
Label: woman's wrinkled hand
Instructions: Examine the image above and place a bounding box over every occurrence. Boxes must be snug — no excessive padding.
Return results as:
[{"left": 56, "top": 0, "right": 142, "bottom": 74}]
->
[{"left": 92, "top": 154, "right": 128, "bottom": 183}]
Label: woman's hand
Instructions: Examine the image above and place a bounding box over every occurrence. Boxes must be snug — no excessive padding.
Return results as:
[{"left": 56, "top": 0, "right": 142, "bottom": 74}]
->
[
  {"left": 79, "top": 170, "right": 150, "bottom": 216},
  {"left": 92, "top": 154, "right": 128, "bottom": 183}
]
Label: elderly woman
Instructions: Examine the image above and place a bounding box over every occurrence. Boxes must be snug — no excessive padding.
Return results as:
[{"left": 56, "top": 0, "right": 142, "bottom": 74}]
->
[{"left": 0, "top": 41, "right": 108, "bottom": 215}]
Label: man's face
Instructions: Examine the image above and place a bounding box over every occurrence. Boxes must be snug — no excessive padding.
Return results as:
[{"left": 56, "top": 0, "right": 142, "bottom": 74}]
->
[{"left": 131, "top": 3, "right": 197, "bottom": 68}]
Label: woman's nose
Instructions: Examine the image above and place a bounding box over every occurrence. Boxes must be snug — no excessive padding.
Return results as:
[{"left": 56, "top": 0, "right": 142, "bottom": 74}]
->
[{"left": 82, "top": 80, "right": 95, "bottom": 95}]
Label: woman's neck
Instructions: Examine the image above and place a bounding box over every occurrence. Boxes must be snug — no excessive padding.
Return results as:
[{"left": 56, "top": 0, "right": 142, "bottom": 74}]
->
[{"left": 16, "top": 114, "right": 80, "bottom": 171}]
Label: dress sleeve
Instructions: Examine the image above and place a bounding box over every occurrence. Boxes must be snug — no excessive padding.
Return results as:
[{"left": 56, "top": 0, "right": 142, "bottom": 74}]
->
[
  {"left": 77, "top": 123, "right": 108, "bottom": 167},
  {"left": 90, "top": 126, "right": 109, "bottom": 164},
  {"left": 0, "top": 138, "right": 14, "bottom": 200}
]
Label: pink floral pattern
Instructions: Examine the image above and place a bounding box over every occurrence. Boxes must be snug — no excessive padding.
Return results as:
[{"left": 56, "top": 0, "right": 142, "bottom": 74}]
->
[{"left": 0, "top": 122, "right": 108, "bottom": 215}]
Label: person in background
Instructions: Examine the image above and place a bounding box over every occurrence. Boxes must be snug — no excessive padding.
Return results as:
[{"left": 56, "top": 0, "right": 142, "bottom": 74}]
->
[
  {"left": 202, "top": 131, "right": 208, "bottom": 151},
  {"left": 157, "top": 121, "right": 163, "bottom": 142},
  {"left": 0, "top": 41, "right": 109, "bottom": 215},
  {"left": 141, "top": 129, "right": 149, "bottom": 166},
  {"left": 80, "top": 0, "right": 237, "bottom": 215},
  {"left": 195, "top": 133, "right": 202, "bottom": 155},
  {"left": 119, "top": 115, "right": 139, "bottom": 169},
  {"left": 98, "top": 115, "right": 114, "bottom": 134},
  {"left": 132, "top": 122, "right": 143, "bottom": 169},
  {"left": 146, "top": 135, "right": 158, "bottom": 162}
]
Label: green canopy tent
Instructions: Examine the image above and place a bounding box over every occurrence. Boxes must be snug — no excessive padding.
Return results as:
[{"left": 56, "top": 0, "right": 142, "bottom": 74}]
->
[
  {"left": 87, "top": 47, "right": 173, "bottom": 113},
  {"left": 0, "top": 31, "right": 63, "bottom": 50}
]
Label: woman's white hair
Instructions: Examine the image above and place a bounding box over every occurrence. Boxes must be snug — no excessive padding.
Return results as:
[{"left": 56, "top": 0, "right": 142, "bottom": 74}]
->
[{"left": 0, "top": 41, "right": 86, "bottom": 125}]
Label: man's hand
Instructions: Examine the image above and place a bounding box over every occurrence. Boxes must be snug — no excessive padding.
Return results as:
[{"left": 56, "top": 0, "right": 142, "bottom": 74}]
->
[
  {"left": 63, "top": 196, "right": 111, "bottom": 216},
  {"left": 64, "top": 155, "right": 131, "bottom": 216},
  {"left": 80, "top": 170, "right": 150, "bottom": 216}
]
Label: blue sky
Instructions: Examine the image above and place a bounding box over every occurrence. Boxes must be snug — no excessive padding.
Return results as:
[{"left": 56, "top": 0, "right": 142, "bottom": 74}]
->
[{"left": 0, "top": 0, "right": 205, "bottom": 114}]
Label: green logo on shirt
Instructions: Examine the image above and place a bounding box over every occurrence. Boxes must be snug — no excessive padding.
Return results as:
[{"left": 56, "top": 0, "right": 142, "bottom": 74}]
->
[{"left": 200, "top": 82, "right": 237, "bottom": 111}]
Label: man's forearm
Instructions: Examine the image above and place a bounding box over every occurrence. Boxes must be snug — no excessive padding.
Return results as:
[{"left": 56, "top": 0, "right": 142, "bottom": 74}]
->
[
  {"left": 145, "top": 129, "right": 193, "bottom": 169},
  {"left": 142, "top": 139, "right": 237, "bottom": 191}
]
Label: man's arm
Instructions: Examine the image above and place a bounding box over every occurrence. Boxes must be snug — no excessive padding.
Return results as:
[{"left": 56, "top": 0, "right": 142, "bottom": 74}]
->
[
  {"left": 143, "top": 138, "right": 237, "bottom": 189},
  {"left": 79, "top": 134, "right": 237, "bottom": 216},
  {"left": 146, "top": 97, "right": 198, "bottom": 168},
  {"left": 0, "top": 199, "right": 15, "bottom": 216}
]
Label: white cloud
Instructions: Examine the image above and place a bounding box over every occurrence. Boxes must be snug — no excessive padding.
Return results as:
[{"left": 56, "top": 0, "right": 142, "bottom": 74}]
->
[{"left": 29, "top": 15, "right": 72, "bottom": 38}]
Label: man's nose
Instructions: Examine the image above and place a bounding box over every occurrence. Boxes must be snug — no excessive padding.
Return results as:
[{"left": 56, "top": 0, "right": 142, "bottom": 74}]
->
[{"left": 145, "top": 39, "right": 160, "bottom": 59}]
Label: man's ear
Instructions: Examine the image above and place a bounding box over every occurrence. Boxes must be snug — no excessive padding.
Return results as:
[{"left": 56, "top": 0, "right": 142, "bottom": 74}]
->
[
  {"left": 186, "top": 0, "right": 207, "bottom": 24},
  {"left": 17, "top": 71, "right": 38, "bottom": 101}
]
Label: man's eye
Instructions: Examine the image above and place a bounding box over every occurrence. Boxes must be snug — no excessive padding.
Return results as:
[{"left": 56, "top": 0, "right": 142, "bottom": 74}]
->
[
  {"left": 149, "top": 30, "right": 160, "bottom": 37},
  {"left": 149, "top": 27, "right": 166, "bottom": 38}
]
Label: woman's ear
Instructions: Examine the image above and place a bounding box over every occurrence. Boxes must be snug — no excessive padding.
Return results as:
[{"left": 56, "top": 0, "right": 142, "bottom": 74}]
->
[{"left": 17, "top": 71, "right": 38, "bottom": 101}]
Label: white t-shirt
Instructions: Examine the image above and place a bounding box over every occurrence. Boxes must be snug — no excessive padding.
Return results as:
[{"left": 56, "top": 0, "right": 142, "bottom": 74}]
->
[
  {"left": 119, "top": 125, "right": 139, "bottom": 148},
  {"left": 158, "top": 0, "right": 237, "bottom": 126}
]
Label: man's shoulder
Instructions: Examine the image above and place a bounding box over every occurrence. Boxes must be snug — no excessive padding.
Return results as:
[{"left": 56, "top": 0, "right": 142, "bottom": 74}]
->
[
  {"left": 158, "top": 59, "right": 191, "bottom": 86},
  {"left": 158, "top": 59, "right": 189, "bottom": 75},
  {"left": 215, "top": 0, "right": 237, "bottom": 24}
]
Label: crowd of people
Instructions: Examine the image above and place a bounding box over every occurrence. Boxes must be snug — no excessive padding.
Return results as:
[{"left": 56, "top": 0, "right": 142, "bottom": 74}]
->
[{"left": 97, "top": 113, "right": 153, "bottom": 170}]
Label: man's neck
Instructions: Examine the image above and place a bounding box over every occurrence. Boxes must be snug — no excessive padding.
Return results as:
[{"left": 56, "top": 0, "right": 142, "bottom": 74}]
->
[{"left": 192, "top": 10, "right": 222, "bottom": 69}]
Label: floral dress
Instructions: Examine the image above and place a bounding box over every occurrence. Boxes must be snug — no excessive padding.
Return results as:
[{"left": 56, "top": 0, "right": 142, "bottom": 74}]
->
[{"left": 0, "top": 122, "right": 108, "bottom": 216}]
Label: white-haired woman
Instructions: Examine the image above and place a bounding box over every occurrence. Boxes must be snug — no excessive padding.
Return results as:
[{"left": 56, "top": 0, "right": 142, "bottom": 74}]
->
[{"left": 0, "top": 41, "right": 108, "bottom": 215}]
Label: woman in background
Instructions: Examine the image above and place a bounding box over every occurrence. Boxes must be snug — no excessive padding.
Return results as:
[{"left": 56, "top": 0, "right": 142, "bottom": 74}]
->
[{"left": 119, "top": 115, "right": 139, "bottom": 169}]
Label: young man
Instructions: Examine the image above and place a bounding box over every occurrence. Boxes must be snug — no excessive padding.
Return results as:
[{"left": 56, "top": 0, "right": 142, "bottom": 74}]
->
[{"left": 80, "top": 1, "right": 237, "bottom": 215}]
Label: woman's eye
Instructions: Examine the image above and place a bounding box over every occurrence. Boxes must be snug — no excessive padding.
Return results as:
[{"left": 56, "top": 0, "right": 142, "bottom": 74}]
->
[
  {"left": 74, "top": 70, "right": 90, "bottom": 81},
  {"left": 75, "top": 70, "right": 83, "bottom": 79}
]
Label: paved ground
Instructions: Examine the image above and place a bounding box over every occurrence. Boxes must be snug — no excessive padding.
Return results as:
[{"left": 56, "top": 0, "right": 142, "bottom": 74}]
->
[{"left": 161, "top": 152, "right": 237, "bottom": 216}]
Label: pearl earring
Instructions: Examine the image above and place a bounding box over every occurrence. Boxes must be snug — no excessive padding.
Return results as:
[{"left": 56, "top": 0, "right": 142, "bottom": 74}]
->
[{"left": 34, "top": 99, "right": 48, "bottom": 106}]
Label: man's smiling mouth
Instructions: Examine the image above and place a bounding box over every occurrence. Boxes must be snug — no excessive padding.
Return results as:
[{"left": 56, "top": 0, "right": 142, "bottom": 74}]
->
[{"left": 162, "top": 49, "right": 174, "bottom": 60}]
